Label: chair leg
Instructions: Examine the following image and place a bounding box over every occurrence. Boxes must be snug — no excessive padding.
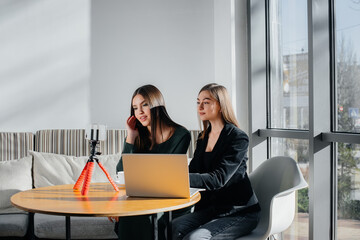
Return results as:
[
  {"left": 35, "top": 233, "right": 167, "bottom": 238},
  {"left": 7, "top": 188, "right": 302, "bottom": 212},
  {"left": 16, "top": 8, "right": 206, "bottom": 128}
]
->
[
  {"left": 269, "top": 233, "right": 283, "bottom": 240},
  {"left": 269, "top": 235, "right": 277, "bottom": 240}
]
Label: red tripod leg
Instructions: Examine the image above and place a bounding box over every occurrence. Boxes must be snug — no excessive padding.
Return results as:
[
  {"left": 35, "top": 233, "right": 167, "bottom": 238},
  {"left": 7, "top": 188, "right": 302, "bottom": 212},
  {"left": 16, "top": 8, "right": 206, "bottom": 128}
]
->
[
  {"left": 73, "top": 162, "right": 89, "bottom": 190},
  {"left": 108, "top": 191, "right": 120, "bottom": 204},
  {"left": 97, "top": 162, "right": 119, "bottom": 192},
  {"left": 81, "top": 161, "right": 95, "bottom": 195}
]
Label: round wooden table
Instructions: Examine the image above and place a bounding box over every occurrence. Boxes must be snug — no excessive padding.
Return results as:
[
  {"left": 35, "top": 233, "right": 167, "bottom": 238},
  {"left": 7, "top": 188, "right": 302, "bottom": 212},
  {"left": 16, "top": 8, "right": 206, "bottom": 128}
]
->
[{"left": 11, "top": 183, "right": 201, "bottom": 240}]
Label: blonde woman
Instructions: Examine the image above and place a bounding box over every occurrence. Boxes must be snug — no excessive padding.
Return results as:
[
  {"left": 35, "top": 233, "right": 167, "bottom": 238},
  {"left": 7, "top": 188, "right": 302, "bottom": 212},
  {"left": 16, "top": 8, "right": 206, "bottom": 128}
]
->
[
  {"left": 111, "top": 84, "right": 191, "bottom": 240},
  {"left": 172, "top": 83, "right": 260, "bottom": 239}
]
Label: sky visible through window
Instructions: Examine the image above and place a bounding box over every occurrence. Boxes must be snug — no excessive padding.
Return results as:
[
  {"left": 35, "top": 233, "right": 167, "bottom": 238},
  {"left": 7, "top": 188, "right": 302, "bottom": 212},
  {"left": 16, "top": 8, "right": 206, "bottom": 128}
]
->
[{"left": 336, "top": 0, "right": 360, "bottom": 62}]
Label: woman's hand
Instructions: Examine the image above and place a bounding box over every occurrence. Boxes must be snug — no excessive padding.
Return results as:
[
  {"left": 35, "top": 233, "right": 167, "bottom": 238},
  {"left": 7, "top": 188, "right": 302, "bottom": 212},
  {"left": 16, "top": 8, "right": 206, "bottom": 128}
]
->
[
  {"left": 125, "top": 116, "right": 139, "bottom": 144},
  {"left": 107, "top": 216, "right": 119, "bottom": 223}
]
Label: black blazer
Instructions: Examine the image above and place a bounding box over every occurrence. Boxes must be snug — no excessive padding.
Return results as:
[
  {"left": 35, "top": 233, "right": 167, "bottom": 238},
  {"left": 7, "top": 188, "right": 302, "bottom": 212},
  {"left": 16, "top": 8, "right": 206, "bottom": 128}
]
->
[{"left": 189, "top": 123, "right": 254, "bottom": 213}]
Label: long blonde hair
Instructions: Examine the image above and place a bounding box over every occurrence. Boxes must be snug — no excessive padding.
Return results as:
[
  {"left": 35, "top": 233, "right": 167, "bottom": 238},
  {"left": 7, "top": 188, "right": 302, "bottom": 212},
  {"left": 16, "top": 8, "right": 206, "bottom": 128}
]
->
[{"left": 199, "top": 83, "right": 239, "bottom": 138}]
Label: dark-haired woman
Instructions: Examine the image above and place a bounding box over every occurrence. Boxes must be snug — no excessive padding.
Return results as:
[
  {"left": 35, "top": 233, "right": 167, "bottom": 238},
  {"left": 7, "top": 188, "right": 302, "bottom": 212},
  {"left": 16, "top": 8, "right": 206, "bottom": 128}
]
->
[{"left": 110, "top": 84, "right": 191, "bottom": 240}]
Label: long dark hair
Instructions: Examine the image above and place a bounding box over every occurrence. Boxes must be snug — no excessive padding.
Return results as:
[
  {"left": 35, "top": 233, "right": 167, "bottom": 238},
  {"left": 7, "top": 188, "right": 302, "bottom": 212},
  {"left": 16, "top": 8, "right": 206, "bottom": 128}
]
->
[{"left": 130, "top": 85, "right": 179, "bottom": 151}]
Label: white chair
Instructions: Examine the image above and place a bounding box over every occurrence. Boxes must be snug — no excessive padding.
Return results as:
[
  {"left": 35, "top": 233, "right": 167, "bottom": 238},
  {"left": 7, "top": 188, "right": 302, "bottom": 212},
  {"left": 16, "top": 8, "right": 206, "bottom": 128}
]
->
[{"left": 237, "top": 156, "right": 308, "bottom": 240}]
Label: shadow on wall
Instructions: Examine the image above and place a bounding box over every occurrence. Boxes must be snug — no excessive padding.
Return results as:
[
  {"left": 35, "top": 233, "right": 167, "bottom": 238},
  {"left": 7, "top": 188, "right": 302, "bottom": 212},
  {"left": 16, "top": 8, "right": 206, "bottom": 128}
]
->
[{"left": 0, "top": 0, "right": 91, "bottom": 132}]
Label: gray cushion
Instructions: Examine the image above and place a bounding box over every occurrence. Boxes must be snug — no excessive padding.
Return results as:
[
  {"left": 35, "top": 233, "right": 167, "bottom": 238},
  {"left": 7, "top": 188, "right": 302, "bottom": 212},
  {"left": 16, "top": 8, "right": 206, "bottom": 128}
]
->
[
  {"left": 34, "top": 214, "right": 117, "bottom": 239},
  {"left": 0, "top": 213, "right": 28, "bottom": 237}
]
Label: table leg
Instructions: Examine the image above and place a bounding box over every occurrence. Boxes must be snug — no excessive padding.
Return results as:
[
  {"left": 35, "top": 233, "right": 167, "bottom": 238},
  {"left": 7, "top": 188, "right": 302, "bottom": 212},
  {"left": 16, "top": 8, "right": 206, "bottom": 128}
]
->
[
  {"left": 66, "top": 216, "right": 71, "bottom": 240},
  {"left": 152, "top": 214, "right": 158, "bottom": 240},
  {"left": 28, "top": 212, "right": 35, "bottom": 240},
  {"left": 166, "top": 211, "right": 173, "bottom": 240}
]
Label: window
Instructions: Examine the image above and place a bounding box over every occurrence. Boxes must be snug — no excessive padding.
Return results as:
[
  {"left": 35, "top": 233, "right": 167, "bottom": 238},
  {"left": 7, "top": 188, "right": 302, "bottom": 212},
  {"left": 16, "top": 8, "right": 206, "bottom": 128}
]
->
[
  {"left": 268, "top": 1, "right": 309, "bottom": 238},
  {"left": 336, "top": 143, "right": 360, "bottom": 239},
  {"left": 335, "top": 0, "right": 360, "bottom": 133},
  {"left": 249, "top": 0, "right": 360, "bottom": 238},
  {"left": 269, "top": 0, "right": 309, "bottom": 130},
  {"left": 335, "top": 1, "right": 360, "bottom": 238}
]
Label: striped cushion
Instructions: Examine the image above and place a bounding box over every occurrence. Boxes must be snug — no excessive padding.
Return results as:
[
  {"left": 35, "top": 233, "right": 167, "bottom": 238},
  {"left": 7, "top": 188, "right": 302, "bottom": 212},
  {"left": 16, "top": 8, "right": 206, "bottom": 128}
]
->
[
  {"left": 35, "top": 129, "right": 127, "bottom": 156},
  {"left": 98, "top": 130, "right": 126, "bottom": 155},
  {"left": 0, "top": 132, "right": 34, "bottom": 161},
  {"left": 35, "top": 130, "right": 89, "bottom": 157}
]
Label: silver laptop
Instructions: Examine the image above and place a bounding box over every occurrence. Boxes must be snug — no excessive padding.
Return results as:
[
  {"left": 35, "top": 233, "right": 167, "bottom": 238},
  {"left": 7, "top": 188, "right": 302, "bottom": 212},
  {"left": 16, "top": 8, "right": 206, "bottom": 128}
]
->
[{"left": 122, "top": 154, "right": 202, "bottom": 198}]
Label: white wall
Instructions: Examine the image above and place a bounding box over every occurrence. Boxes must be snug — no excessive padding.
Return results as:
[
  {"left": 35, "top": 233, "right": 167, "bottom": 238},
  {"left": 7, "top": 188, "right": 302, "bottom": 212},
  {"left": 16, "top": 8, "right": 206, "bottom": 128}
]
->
[
  {"left": 213, "top": 0, "right": 249, "bottom": 134},
  {"left": 234, "top": 0, "right": 249, "bottom": 134},
  {"left": 0, "top": 0, "right": 248, "bottom": 133},
  {"left": 90, "top": 0, "right": 215, "bottom": 130},
  {"left": 0, "top": 0, "right": 91, "bottom": 132},
  {"left": 214, "top": 0, "right": 233, "bottom": 92}
]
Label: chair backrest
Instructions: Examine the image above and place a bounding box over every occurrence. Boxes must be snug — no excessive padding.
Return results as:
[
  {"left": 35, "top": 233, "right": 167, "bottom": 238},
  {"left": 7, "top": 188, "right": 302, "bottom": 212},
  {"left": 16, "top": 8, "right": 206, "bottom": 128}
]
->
[
  {"left": 35, "top": 129, "right": 88, "bottom": 156},
  {"left": 249, "top": 156, "right": 308, "bottom": 237},
  {"left": 35, "top": 129, "right": 128, "bottom": 156},
  {"left": 0, "top": 132, "right": 34, "bottom": 161}
]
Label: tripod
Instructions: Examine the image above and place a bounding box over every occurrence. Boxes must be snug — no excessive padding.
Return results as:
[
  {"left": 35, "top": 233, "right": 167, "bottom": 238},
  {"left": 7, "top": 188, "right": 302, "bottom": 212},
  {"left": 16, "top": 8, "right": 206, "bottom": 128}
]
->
[{"left": 73, "top": 140, "right": 119, "bottom": 195}]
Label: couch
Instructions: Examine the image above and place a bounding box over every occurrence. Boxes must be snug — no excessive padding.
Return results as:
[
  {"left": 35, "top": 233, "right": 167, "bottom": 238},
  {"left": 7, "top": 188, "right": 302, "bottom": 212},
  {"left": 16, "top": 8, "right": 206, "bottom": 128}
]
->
[{"left": 0, "top": 129, "right": 200, "bottom": 239}]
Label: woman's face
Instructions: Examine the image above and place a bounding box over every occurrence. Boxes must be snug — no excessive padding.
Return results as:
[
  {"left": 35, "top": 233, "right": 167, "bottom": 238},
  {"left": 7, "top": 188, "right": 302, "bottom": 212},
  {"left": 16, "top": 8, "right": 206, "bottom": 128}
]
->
[
  {"left": 197, "top": 90, "right": 222, "bottom": 122},
  {"left": 132, "top": 94, "right": 151, "bottom": 127}
]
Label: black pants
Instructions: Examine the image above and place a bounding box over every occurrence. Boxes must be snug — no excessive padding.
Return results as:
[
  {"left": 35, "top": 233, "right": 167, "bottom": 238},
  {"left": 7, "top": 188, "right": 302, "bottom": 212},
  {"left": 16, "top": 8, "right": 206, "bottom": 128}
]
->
[
  {"left": 115, "top": 207, "right": 192, "bottom": 240},
  {"left": 172, "top": 207, "right": 260, "bottom": 240}
]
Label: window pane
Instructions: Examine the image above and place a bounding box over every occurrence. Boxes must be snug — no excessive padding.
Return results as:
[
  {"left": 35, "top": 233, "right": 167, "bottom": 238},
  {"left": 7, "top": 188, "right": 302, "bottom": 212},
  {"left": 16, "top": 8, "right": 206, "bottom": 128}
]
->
[
  {"left": 335, "top": 1, "right": 360, "bottom": 133},
  {"left": 269, "top": 0, "right": 309, "bottom": 129},
  {"left": 270, "top": 138, "right": 309, "bottom": 239},
  {"left": 337, "top": 143, "right": 360, "bottom": 239}
]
